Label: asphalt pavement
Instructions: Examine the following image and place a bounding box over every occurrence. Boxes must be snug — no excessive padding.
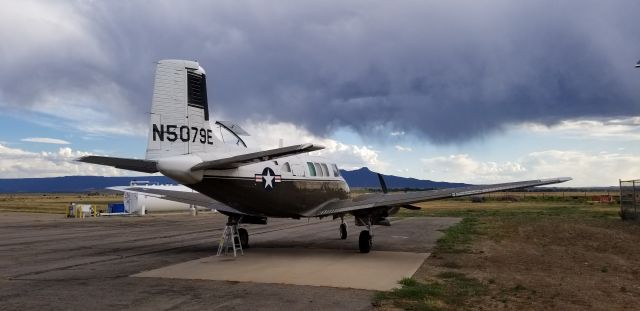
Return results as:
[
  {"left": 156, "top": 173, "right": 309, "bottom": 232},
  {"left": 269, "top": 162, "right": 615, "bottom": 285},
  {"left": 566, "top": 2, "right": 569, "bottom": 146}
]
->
[{"left": 0, "top": 212, "right": 459, "bottom": 310}]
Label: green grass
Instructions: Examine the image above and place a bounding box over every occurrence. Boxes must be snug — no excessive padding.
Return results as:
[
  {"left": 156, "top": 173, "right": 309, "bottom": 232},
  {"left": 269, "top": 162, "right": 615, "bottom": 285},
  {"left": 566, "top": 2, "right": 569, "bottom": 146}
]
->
[
  {"left": 374, "top": 216, "right": 488, "bottom": 310},
  {"left": 377, "top": 199, "right": 629, "bottom": 310},
  {"left": 375, "top": 274, "right": 487, "bottom": 310},
  {"left": 435, "top": 217, "right": 481, "bottom": 253}
]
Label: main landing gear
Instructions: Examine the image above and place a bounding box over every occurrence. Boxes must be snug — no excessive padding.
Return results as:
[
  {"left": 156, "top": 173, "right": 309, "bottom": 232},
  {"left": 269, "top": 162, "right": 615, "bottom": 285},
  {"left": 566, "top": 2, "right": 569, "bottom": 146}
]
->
[
  {"left": 338, "top": 215, "right": 373, "bottom": 253},
  {"left": 358, "top": 222, "right": 373, "bottom": 253},
  {"left": 359, "top": 230, "right": 372, "bottom": 253},
  {"left": 339, "top": 216, "right": 348, "bottom": 240},
  {"left": 238, "top": 228, "right": 249, "bottom": 248},
  {"left": 352, "top": 215, "right": 373, "bottom": 253}
]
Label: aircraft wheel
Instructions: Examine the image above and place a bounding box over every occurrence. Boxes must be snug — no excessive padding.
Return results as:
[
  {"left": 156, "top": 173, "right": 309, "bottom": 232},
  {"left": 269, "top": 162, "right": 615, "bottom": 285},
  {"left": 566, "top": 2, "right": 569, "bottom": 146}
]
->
[
  {"left": 358, "top": 230, "right": 372, "bottom": 253},
  {"left": 339, "top": 223, "right": 348, "bottom": 239},
  {"left": 238, "top": 228, "right": 249, "bottom": 248}
]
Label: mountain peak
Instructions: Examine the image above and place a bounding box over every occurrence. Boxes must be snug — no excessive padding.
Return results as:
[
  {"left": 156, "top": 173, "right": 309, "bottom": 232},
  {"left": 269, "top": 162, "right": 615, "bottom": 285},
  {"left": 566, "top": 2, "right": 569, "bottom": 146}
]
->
[{"left": 352, "top": 167, "right": 372, "bottom": 172}]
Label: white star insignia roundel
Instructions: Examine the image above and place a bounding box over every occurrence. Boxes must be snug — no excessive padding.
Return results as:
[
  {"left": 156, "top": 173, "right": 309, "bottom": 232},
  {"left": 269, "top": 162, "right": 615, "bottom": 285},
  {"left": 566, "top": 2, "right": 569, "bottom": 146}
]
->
[{"left": 255, "top": 168, "right": 282, "bottom": 190}]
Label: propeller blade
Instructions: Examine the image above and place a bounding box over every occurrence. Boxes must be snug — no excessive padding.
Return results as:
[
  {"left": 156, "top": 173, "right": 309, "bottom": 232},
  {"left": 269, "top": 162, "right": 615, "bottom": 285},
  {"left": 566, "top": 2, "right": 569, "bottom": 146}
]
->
[{"left": 377, "top": 173, "right": 388, "bottom": 194}]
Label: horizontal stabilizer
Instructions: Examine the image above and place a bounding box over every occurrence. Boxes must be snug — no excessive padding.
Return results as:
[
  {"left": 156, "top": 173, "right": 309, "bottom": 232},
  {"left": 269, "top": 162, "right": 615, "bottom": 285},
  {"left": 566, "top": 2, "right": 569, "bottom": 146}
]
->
[
  {"left": 109, "top": 186, "right": 248, "bottom": 215},
  {"left": 77, "top": 156, "right": 158, "bottom": 173},
  {"left": 191, "top": 143, "right": 324, "bottom": 171}
]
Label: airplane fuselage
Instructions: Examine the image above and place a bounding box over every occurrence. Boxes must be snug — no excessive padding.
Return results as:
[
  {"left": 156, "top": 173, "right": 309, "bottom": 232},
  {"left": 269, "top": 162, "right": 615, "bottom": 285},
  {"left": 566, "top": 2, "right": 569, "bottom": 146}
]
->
[{"left": 175, "top": 151, "right": 350, "bottom": 217}]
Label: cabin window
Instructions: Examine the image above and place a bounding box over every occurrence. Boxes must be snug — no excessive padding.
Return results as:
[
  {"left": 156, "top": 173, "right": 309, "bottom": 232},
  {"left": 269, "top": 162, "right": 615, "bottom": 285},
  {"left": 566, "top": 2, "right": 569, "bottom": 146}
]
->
[
  {"left": 331, "top": 164, "right": 341, "bottom": 177},
  {"left": 307, "top": 162, "right": 316, "bottom": 176},
  {"left": 326, "top": 165, "right": 333, "bottom": 177},
  {"left": 281, "top": 162, "right": 291, "bottom": 173},
  {"left": 314, "top": 163, "right": 323, "bottom": 177},
  {"left": 321, "top": 163, "right": 329, "bottom": 177}
]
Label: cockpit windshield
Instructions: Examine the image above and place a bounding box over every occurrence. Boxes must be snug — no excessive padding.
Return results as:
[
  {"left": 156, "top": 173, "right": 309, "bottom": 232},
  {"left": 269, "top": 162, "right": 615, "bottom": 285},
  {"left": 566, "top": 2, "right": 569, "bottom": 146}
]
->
[{"left": 214, "top": 121, "right": 249, "bottom": 148}]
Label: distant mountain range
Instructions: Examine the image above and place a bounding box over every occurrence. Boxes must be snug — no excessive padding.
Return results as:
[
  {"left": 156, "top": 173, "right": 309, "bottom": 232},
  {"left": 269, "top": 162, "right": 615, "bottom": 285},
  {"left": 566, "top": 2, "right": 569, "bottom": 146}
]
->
[
  {"left": 0, "top": 167, "right": 468, "bottom": 193},
  {"left": 340, "top": 167, "right": 468, "bottom": 189}
]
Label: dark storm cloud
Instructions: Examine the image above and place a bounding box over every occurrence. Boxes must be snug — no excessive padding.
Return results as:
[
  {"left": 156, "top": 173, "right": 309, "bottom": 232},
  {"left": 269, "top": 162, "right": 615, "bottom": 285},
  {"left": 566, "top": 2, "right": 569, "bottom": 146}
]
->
[{"left": 1, "top": 0, "right": 639, "bottom": 142}]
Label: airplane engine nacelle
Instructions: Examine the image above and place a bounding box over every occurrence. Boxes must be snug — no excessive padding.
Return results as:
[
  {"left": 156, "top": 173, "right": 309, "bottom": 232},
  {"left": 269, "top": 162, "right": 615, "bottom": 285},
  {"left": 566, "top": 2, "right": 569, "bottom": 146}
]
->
[
  {"left": 388, "top": 206, "right": 401, "bottom": 216},
  {"left": 157, "top": 154, "right": 204, "bottom": 184}
]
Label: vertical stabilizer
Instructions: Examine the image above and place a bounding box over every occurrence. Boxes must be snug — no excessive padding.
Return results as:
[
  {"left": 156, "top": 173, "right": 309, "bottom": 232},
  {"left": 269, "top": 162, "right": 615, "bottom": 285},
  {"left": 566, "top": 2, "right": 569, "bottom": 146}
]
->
[{"left": 145, "top": 60, "right": 219, "bottom": 160}]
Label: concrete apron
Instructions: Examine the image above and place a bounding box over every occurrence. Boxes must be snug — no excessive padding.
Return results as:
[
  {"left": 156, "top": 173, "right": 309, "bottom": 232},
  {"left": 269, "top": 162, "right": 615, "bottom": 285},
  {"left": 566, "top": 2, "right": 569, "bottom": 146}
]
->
[{"left": 133, "top": 248, "right": 429, "bottom": 291}]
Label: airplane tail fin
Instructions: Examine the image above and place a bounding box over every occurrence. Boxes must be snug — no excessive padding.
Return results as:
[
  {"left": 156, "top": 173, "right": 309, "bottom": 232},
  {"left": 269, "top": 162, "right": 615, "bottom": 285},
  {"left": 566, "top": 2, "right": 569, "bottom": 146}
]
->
[{"left": 145, "top": 59, "right": 220, "bottom": 160}]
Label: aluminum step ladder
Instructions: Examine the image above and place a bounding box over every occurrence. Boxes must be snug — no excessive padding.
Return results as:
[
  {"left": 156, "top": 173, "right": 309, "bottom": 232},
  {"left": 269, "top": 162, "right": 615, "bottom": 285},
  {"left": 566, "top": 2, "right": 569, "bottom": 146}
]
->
[{"left": 217, "top": 222, "right": 243, "bottom": 257}]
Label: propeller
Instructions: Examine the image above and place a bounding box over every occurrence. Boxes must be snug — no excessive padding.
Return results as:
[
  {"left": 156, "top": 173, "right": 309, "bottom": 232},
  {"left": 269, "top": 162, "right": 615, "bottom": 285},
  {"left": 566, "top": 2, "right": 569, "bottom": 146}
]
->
[{"left": 377, "top": 173, "right": 388, "bottom": 194}]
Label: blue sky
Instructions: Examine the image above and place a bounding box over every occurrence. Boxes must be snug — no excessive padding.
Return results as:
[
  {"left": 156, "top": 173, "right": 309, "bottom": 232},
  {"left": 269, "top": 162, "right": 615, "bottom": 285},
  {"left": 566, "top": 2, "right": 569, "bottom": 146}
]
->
[{"left": 0, "top": 1, "right": 639, "bottom": 186}]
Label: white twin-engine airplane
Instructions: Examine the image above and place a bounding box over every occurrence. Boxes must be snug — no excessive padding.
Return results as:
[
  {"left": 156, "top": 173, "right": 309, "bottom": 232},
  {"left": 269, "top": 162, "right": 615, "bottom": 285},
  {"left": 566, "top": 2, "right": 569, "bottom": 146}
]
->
[{"left": 78, "top": 59, "right": 572, "bottom": 253}]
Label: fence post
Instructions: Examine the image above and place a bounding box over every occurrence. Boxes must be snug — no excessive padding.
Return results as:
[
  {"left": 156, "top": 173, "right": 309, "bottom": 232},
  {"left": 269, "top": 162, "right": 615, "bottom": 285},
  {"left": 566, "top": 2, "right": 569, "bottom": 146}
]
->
[
  {"left": 634, "top": 181, "right": 638, "bottom": 218},
  {"left": 619, "top": 180, "right": 622, "bottom": 218}
]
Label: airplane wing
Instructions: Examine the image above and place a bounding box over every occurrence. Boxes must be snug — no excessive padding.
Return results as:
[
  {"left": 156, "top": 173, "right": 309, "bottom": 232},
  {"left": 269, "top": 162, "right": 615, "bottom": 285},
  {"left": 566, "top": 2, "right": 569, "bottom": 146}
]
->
[
  {"left": 78, "top": 143, "right": 323, "bottom": 173},
  {"left": 302, "top": 177, "right": 572, "bottom": 217},
  {"left": 110, "top": 186, "right": 250, "bottom": 215},
  {"left": 77, "top": 156, "right": 158, "bottom": 173},
  {"left": 190, "top": 143, "right": 324, "bottom": 171}
]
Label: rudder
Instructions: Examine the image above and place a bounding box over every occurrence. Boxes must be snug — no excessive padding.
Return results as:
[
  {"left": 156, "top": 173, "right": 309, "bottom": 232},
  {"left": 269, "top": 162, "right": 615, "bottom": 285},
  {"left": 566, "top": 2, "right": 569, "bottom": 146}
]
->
[{"left": 145, "top": 60, "right": 218, "bottom": 160}]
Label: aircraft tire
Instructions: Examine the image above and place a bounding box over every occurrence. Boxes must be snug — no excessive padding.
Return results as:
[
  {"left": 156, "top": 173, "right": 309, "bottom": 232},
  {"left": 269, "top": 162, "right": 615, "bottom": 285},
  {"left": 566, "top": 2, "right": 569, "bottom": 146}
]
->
[
  {"left": 358, "top": 230, "right": 372, "bottom": 253},
  {"left": 339, "top": 223, "right": 348, "bottom": 239},
  {"left": 238, "top": 228, "right": 249, "bottom": 248}
]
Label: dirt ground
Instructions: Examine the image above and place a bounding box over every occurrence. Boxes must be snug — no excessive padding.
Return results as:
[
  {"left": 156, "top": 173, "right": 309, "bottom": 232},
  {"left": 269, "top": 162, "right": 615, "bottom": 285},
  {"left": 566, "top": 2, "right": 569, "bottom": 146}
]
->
[{"left": 407, "top": 200, "right": 640, "bottom": 310}]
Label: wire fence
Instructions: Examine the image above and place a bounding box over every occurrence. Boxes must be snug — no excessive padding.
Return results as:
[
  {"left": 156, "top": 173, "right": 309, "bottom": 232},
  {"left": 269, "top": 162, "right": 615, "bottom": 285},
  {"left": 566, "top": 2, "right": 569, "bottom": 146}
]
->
[{"left": 619, "top": 179, "right": 640, "bottom": 220}]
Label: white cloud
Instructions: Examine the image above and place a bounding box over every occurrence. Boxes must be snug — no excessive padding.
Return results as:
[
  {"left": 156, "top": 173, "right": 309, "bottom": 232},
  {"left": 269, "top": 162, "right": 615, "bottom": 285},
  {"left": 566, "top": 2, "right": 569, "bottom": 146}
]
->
[
  {"left": 420, "top": 150, "right": 640, "bottom": 186},
  {"left": 26, "top": 86, "right": 148, "bottom": 137},
  {"left": 241, "top": 121, "right": 388, "bottom": 172},
  {"left": 390, "top": 131, "right": 405, "bottom": 136},
  {"left": 21, "top": 137, "right": 71, "bottom": 145},
  {"left": 521, "top": 150, "right": 640, "bottom": 186},
  {"left": 394, "top": 145, "right": 412, "bottom": 152},
  {"left": 519, "top": 117, "right": 640, "bottom": 141},
  {"left": 421, "top": 154, "right": 527, "bottom": 183},
  {"left": 0, "top": 144, "right": 138, "bottom": 178}
]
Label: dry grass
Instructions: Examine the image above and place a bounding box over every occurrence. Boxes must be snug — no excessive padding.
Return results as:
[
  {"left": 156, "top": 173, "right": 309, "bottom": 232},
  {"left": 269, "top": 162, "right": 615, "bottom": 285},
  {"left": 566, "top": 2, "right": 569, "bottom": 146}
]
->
[
  {"left": 378, "top": 199, "right": 640, "bottom": 310},
  {"left": 0, "top": 193, "right": 122, "bottom": 214}
]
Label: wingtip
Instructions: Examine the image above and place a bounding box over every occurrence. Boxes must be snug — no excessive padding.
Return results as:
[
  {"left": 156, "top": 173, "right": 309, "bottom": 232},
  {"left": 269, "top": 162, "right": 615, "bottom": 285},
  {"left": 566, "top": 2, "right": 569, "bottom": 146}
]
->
[
  {"left": 302, "top": 143, "right": 325, "bottom": 151},
  {"left": 75, "top": 155, "right": 91, "bottom": 162},
  {"left": 539, "top": 177, "right": 572, "bottom": 183}
]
